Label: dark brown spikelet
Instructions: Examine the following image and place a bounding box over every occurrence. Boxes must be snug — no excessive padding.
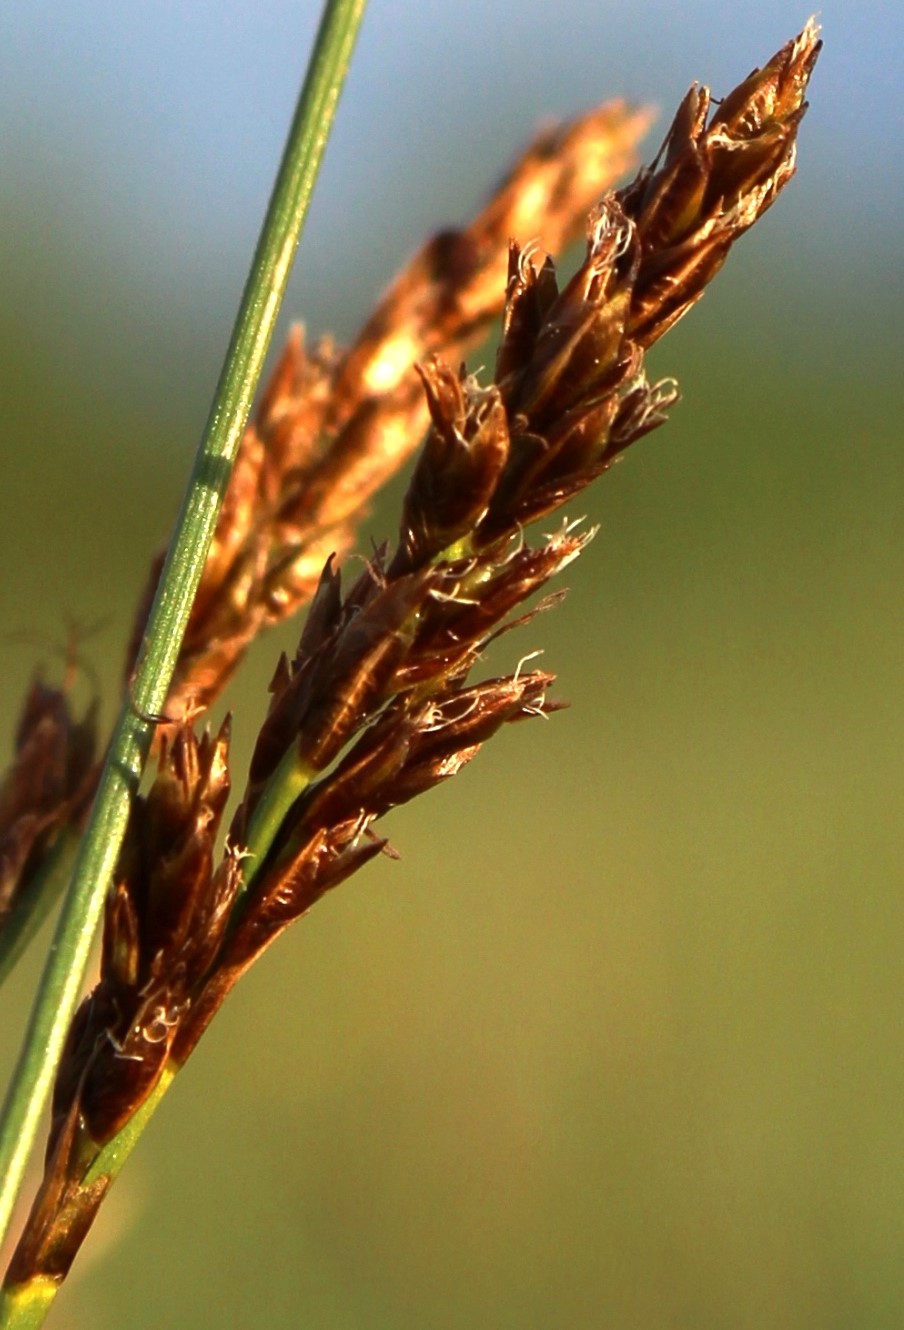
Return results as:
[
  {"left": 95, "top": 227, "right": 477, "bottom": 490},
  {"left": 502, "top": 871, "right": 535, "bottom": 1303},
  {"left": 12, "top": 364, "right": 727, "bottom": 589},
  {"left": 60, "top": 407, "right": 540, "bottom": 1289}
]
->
[
  {"left": 49, "top": 720, "right": 235, "bottom": 1150},
  {"left": 6, "top": 719, "right": 235, "bottom": 1286},
  {"left": 0, "top": 678, "right": 99, "bottom": 941},
  {"left": 125, "top": 102, "right": 652, "bottom": 730},
  {"left": 621, "top": 19, "right": 822, "bottom": 346}
]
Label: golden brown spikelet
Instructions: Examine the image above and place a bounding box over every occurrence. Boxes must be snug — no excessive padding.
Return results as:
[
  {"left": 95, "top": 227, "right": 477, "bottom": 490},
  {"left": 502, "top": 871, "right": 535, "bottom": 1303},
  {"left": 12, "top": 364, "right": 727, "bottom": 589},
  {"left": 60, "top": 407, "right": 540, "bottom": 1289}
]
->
[{"left": 127, "top": 101, "right": 653, "bottom": 728}]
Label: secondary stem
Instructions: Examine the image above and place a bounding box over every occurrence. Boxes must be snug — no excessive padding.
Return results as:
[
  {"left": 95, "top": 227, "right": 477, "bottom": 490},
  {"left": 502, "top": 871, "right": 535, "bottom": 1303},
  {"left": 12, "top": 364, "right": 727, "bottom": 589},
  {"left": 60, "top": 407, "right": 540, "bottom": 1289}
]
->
[{"left": 0, "top": 0, "right": 368, "bottom": 1262}]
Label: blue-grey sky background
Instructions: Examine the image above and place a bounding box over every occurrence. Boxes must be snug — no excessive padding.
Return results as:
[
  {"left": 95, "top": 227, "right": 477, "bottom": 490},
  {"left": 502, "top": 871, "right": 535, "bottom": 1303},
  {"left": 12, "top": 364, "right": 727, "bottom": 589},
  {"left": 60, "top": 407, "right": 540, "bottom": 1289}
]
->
[{"left": 2, "top": 1, "right": 901, "bottom": 418}]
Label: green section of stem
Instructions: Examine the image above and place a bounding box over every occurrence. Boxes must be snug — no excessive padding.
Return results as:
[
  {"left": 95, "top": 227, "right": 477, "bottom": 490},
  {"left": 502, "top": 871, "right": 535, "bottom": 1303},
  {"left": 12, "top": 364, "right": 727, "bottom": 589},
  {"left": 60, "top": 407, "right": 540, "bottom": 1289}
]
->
[
  {"left": 0, "top": 1279, "right": 57, "bottom": 1330},
  {"left": 0, "top": 0, "right": 368, "bottom": 1268},
  {"left": 82, "top": 1061, "right": 177, "bottom": 1188},
  {"left": 239, "top": 747, "right": 317, "bottom": 896},
  {"left": 0, "top": 1065, "right": 177, "bottom": 1330}
]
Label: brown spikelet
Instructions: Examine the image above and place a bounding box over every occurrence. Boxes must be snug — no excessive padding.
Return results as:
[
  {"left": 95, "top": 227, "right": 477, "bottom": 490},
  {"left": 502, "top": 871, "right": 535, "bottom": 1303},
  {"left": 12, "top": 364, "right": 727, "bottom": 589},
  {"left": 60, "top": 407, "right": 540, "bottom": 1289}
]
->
[
  {"left": 4, "top": 718, "right": 235, "bottom": 1285},
  {"left": 126, "top": 101, "right": 652, "bottom": 728},
  {"left": 215, "top": 18, "right": 819, "bottom": 989},
  {"left": 621, "top": 18, "right": 822, "bottom": 345},
  {"left": 0, "top": 678, "right": 99, "bottom": 941},
  {"left": 51, "top": 720, "right": 234, "bottom": 1150}
]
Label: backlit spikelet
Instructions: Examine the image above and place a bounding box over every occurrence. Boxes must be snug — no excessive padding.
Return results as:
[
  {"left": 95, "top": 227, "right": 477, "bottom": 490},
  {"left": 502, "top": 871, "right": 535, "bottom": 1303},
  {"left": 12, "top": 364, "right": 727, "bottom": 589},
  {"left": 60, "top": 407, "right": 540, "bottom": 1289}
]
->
[{"left": 127, "top": 101, "right": 653, "bottom": 728}]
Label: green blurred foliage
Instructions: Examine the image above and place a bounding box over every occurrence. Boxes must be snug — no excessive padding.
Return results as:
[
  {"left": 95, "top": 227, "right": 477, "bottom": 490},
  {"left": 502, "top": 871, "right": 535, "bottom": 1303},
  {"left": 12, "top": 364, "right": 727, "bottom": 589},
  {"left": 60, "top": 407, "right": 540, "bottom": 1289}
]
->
[{"left": 1, "top": 102, "right": 902, "bottom": 1330}]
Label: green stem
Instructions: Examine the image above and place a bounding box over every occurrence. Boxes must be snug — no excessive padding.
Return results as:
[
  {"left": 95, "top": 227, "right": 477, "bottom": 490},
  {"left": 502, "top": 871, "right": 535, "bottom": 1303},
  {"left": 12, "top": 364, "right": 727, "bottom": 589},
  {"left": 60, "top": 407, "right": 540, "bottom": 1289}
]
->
[
  {"left": 0, "top": 0, "right": 368, "bottom": 1261},
  {"left": 240, "top": 747, "right": 318, "bottom": 889},
  {"left": 0, "top": 1281, "right": 56, "bottom": 1330},
  {"left": 0, "top": 1065, "right": 177, "bottom": 1330}
]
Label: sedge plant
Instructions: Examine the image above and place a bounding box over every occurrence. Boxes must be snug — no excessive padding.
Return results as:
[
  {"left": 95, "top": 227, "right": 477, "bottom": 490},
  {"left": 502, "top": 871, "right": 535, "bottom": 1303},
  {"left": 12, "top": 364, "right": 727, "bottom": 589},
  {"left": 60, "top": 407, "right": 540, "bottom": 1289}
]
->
[{"left": 0, "top": 12, "right": 820, "bottom": 1327}]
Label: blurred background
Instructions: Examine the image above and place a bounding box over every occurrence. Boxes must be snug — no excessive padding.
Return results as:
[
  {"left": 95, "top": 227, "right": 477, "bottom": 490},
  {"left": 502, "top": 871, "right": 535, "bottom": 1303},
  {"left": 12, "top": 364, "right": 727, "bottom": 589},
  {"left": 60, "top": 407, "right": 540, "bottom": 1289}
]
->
[{"left": 1, "top": 2, "right": 901, "bottom": 1327}]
